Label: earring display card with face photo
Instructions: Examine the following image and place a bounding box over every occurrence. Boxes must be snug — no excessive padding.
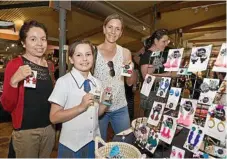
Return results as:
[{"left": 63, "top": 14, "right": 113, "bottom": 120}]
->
[
  {"left": 212, "top": 43, "right": 227, "bottom": 72},
  {"left": 177, "top": 98, "right": 197, "bottom": 129},
  {"left": 91, "top": 87, "right": 102, "bottom": 104},
  {"left": 170, "top": 146, "right": 185, "bottom": 159},
  {"left": 147, "top": 101, "right": 165, "bottom": 126},
  {"left": 140, "top": 74, "right": 156, "bottom": 97},
  {"left": 121, "top": 63, "right": 133, "bottom": 77},
  {"left": 134, "top": 124, "right": 150, "bottom": 149},
  {"left": 183, "top": 124, "right": 205, "bottom": 153},
  {"left": 159, "top": 115, "right": 177, "bottom": 144},
  {"left": 145, "top": 128, "right": 159, "bottom": 154},
  {"left": 164, "top": 48, "right": 184, "bottom": 72},
  {"left": 24, "top": 70, "right": 37, "bottom": 88},
  {"left": 198, "top": 78, "right": 220, "bottom": 105},
  {"left": 156, "top": 77, "right": 171, "bottom": 98},
  {"left": 188, "top": 45, "right": 212, "bottom": 72},
  {"left": 204, "top": 104, "right": 226, "bottom": 141},
  {"left": 166, "top": 87, "right": 182, "bottom": 110}
]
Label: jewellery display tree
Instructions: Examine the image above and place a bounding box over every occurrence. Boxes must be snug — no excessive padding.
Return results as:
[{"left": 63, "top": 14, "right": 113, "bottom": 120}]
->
[{"left": 134, "top": 44, "right": 226, "bottom": 158}]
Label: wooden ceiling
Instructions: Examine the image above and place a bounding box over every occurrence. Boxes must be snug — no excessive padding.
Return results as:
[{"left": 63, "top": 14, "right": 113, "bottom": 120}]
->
[{"left": 0, "top": 1, "right": 226, "bottom": 54}]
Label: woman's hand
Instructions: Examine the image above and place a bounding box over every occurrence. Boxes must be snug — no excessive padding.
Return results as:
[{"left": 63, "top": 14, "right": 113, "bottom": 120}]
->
[{"left": 10, "top": 65, "right": 32, "bottom": 87}]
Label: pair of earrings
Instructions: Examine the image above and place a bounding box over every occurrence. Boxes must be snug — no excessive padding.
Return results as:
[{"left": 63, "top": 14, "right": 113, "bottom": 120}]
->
[
  {"left": 200, "top": 80, "right": 219, "bottom": 93},
  {"left": 171, "top": 150, "right": 183, "bottom": 159},
  {"left": 169, "top": 88, "right": 180, "bottom": 97},
  {"left": 187, "top": 126, "right": 203, "bottom": 150}
]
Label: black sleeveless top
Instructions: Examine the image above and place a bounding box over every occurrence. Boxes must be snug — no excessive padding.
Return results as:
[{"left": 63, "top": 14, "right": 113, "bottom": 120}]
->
[{"left": 21, "top": 57, "right": 53, "bottom": 130}]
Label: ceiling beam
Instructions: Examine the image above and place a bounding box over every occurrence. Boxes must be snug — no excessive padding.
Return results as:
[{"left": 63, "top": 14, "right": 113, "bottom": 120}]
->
[
  {"left": 169, "top": 14, "right": 226, "bottom": 34},
  {"left": 0, "top": 1, "right": 49, "bottom": 10},
  {"left": 134, "top": 1, "right": 183, "bottom": 18},
  {"left": 159, "top": 1, "right": 225, "bottom": 13},
  {"left": 188, "top": 38, "right": 226, "bottom": 43},
  {"left": 184, "top": 26, "right": 226, "bottom": 33},
  {"left": 70, "top": 26, "right": 103, "bottom": 41},
  {"left": 69, "top": 3, "right": 146, "bottom": 42}
]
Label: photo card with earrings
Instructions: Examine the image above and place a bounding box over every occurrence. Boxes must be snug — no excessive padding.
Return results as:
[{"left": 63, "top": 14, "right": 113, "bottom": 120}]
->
[
  {"left": 170, "top": 146, "right": 185, "bottom": 159},
  {"left": 145, "top": 128, "right": 160, "bottom": 154},
  {"left": 188, "top": 45, "right": 212, "bottom": 72},
  {"left": 134, "top": 123, "right": 150, "bottom": 149},
  {"left": 183, "top": 124, "right": 205, "bottom": 153},
  {"left": 177, "top": 98, "right": 198, "bottom": 129},
  {"left": 91, "top": 87, "right": 102, "bottom": 104},
  {"left": 212, "top": 43, "right": 227, "bottom": 72},
  {"left": 147, "top": 101, "right": 165, "bottom": 126},
  {"left": 156, "top": 77, "right": 171, "bottom": 98},
  {"left": 198, "top": 78, "right": 220, "bottom": 105},
  {"left": 121, "top": 63, "right": 133, "bottom": 77},
  {"left": 166, "top": 87, "right": 182, "bottom": 110},
  {"left": 204, "top": 104, "right": 226, "bottom": 141},
  {"left": 164, "top": 48, "right": 184, "bottom": 72},
  {"left": 159, "top": 115, "right": 177, "bottom": 144},
  {"left": 24, "top": 70, "right": 37, "bottom": 88},
  {"left": 140, "top": 74, "right": 156, "bottom": 97}
]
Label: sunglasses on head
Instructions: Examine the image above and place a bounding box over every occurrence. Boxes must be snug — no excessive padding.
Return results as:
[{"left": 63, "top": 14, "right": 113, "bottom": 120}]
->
[{"left": 107, "top": 61, "right": 115, "bottom": 77}]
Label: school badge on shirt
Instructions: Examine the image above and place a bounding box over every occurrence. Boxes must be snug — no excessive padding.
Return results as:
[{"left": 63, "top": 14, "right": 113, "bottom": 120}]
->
[{"left": 24, "top": 70, "right": 37, "bottom": 88}]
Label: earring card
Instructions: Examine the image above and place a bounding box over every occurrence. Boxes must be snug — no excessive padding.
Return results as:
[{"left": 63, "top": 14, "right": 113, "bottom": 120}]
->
[
  {"left": 159, "top": 115, "right": 177, "bottom": 144},
  {"left": 145, "top": 128, "right": 159, "bottom": 154},
  {"left": 166, "top": 87, "right": 182, "bottom": 110},
  {"left": 188, "top": 45, "right": 212, "bottom": 72},
  {"left": 147, "top": 101, "right": 165, "bottom": 126},
  {"left": 177, "top": 98, "right": 198, "bottom": 129},
  {"left": 198, "top": 78, "right": 220, "bottom": 105},
  {"left": 156, "top": 77, "right": 171, "bottom": 98},
  {"left": 164, "top": 48, "right": 184, "bottom": 72},
  {"left": 183, "top": 124, "right": 205, "bottom": 153},
  {"left": 212, "top": 43, "right": 227, "bottom": 72},
  {"left": 204, "top": 104, "right": 226, "bottom": 141},
  {"left": 140, "top": 74, "right": 156, "bottom": 97},
  {"left": 170, "top": 146, "right": 185, "bottom": 159},
  {"left": 24, "top": 70, "right": 37, "bottom": 88}
]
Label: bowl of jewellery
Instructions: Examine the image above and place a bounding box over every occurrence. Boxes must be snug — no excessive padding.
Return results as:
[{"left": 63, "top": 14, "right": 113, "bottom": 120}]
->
[
  {"left": 131, "top": 117, "right": 148, "bottom": 131},
  {"left": 95, "top": 136, "right": 141, "bottom": 158}
]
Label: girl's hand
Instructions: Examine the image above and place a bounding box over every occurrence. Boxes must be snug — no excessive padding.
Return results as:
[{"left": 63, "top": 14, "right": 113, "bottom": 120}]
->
[{"left": 79, "top": 93, "right": 94, "bottom": 111}]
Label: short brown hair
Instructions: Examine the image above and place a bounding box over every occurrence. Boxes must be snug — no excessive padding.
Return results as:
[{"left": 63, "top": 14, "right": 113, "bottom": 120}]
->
[
  {"left": 69, "top": 40, "right": 95, "bottom": 57},
  {"left": 103, "top": 13, "right": 124, "bottom": 30},
  {"left": 19, "top": 20, "right": 48, "bottom": 43}
]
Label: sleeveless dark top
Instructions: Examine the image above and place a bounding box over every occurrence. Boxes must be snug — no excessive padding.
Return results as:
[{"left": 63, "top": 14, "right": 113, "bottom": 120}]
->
[{"left": 20, "top": 57, "right": 53, "bottom": 130}]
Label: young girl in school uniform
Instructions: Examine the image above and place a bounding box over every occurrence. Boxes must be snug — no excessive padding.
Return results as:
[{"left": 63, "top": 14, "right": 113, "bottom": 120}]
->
[{"left": 48, "top": 40, "right": 108, "bottom": 158}]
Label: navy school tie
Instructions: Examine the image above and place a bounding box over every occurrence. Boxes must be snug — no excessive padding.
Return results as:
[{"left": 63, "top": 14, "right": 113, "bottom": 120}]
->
[{"left": 83, "top": 79, "right": 91, "bottom": 93}]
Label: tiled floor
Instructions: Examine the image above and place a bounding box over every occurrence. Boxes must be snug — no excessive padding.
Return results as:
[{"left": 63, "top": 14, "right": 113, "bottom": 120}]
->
[{"left": 0, "top": 90, "right": 143, "bottom": 158}]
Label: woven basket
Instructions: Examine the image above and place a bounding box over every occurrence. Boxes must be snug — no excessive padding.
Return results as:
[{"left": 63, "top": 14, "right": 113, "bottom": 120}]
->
[{"left": 95, "top": 136, "right": 141, "bottom": 158}]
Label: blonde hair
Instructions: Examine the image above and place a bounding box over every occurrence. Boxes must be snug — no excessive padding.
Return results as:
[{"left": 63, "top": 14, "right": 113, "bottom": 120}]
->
[{"left": 103, "top": 13, "right": 124, "bottom": 30}]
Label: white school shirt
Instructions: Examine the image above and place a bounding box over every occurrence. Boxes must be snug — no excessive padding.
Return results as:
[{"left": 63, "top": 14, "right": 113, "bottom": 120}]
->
[
  {"left": 48, "top": 67, "right": 101, "bottom": 152},
  {"left": 94, "top": 45, "right": 127, "bottom": 112}
]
